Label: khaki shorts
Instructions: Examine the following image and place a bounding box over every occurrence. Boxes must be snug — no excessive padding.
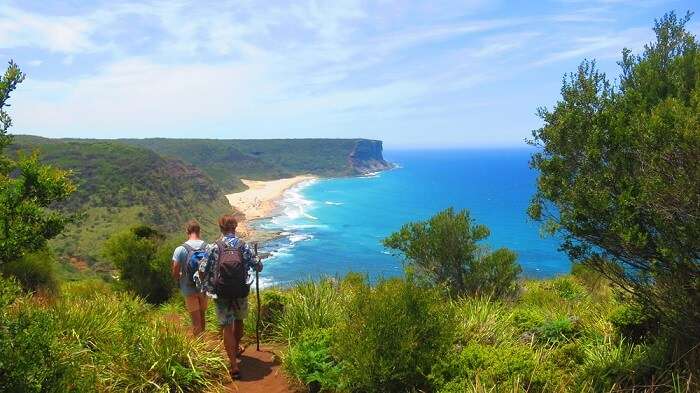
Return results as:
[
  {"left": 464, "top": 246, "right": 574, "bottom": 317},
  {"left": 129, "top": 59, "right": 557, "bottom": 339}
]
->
[
  {"left": 184, "top": 293, "right": 208, "bottom": 313},
  {"left": 215, "top": 297, "right": 248, "bottom": 326}
]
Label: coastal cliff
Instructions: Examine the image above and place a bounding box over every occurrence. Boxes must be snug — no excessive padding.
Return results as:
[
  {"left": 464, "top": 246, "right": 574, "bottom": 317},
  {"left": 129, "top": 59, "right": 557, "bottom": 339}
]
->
[{"left": 349, "top": 139, "right": 394, "bottom": 174}]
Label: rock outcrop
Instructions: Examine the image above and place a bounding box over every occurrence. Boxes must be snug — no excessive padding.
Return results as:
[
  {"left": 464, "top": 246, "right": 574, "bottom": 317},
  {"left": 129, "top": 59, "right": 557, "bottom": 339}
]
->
[{"left": 348, "top": 139, "right": 394, "bottom": 174}]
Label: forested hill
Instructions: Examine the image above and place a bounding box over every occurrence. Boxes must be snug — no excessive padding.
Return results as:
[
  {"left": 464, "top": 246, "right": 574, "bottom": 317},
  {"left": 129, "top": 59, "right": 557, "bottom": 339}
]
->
[
  {"left": 120, "top": 138, "right": 392, "bottom": 191},
  {"left": 7, "top": 136, "right": 231, "bottom": 269},
  {"left": 8, "top": 135, "right": 391, "bottom": 267}
]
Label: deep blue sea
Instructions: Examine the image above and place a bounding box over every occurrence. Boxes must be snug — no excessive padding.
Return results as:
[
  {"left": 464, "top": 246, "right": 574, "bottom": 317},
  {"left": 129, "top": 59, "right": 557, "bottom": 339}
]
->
[{"left": 255, "top": 149, "right": 569, "bottom": 287}]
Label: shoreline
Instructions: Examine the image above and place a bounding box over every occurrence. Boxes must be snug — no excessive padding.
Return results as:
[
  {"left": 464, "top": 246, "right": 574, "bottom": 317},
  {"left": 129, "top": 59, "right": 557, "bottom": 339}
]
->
[{"left": 225, "top": 175, "right": 317, "bottom": 242}]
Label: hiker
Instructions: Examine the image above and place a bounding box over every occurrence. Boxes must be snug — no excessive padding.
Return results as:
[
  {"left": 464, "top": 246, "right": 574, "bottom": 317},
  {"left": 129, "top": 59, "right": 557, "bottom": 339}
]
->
[
  {"left": 197, "top": 214, "right": 262, "bottom": 380},
  {"left": 171, "top": 219, "right": 209, "bottom": 335}
]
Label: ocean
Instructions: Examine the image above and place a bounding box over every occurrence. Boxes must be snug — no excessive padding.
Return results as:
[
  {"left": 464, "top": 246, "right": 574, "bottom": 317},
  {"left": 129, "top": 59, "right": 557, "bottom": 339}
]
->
[{"left": 255, "top": 149, "right": 569, "bottom": 287}]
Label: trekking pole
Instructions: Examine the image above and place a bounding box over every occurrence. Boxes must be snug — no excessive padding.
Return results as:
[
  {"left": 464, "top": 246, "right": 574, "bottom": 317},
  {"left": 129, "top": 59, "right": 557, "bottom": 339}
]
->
[{"left": 254, "top": 242, "right": 261, "bottom": 352}]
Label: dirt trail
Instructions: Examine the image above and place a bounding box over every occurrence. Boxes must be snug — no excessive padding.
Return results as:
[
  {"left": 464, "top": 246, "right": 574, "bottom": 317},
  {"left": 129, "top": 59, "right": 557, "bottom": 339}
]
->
[
  {"left": 226, "top": 344, "right": 295, "bottom": 393},
  {"left": 163, "top": 313, "right": 295, "bottom": 392}
]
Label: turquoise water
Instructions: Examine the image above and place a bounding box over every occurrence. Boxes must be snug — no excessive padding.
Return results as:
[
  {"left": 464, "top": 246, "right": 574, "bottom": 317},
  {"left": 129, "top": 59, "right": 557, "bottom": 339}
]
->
[{"left": 255, "top": 149, "right": 569, "bottom": 287}]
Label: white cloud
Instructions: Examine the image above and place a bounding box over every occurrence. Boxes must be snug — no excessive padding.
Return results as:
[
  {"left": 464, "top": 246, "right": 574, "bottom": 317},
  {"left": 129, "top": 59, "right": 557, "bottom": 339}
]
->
[
  {"left": 0, "top": 5, "right": 97, "bottom": 53},
  {"left": 5, "top": 0, "right": 697, "bottom": 146}
]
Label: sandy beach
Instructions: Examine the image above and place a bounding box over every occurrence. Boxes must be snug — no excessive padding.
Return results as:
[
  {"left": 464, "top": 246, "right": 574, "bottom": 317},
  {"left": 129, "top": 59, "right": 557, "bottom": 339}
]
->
[{"left": 226, "top": 175, "right": 316, "bottom": 239}]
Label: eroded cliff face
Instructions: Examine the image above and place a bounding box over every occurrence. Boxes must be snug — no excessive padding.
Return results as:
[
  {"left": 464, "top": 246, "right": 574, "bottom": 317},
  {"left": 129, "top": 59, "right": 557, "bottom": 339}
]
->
[{"left": 348, "top": 139, "right": 394, "bottom": 174}]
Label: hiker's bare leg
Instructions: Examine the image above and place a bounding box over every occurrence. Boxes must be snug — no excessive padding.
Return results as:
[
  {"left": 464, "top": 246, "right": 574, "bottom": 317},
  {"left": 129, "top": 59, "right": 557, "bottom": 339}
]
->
[
  {"left": 198, "top": 295, "right": 207, "bottom": 333},
  {"left": 234, "top": 319, "right": 245, "bottom": 355},
  {"left": 186, "top": 294, "right": 206, "bottom": 336},
  {"left": 190, "top": 311, "right": 204, "bottom": 335},
  {"left": 222, "top": 324, "right": 239, "bottom": 373}
]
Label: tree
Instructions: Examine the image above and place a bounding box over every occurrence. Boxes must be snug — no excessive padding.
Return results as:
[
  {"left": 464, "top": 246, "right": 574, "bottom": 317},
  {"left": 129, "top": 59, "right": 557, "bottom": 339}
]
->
[
  {"left": 0, "top": 61, "right": 75, "bottom": 265},
  {"left": 383, "top": 208, "right": 521, "bottom": 298},
  {"left": 103, "top": 225, "right": 176, "bottom": 304},
  {"left": 528, "top": 12, "right": 700, "bottom": 343}
]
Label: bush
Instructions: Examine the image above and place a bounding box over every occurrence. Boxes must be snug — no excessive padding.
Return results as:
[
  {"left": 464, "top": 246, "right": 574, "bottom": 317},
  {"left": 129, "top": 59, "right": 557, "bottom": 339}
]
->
[
  {"left": 0, "top": 276, "right": 93, "bottom": 392},
  {"left": 609, "top": 304, "right": 660, "bottom": 343},
  {"left": 283, "top": 329, "right": 343, "bottom": 392},
  {"left": 577, "top": 340, "right": 650, "bottom": 391},
  {"left": 535, "top": 317, "right": 578, "bottom": 344},
  {"left": 274, "top": 279, "right": 343, "bottom": 342},
  {"left": 383, "top": 208, "right": 521, "bottom": 298},
  {"left": 334, "top": 275, "right": 454, "bottom": 392},
  {"left": 103, "top": 226, "right": 175, "bottom": 304},
  {"left": 431, "top": 342, "right": 561, "bottom": 393},
  {"left": 0, "top": 248, "right": 59, "bottom": 294},
  {"left": 55, "top": 283, "right": 228, "bottom": 391},
  {"left": 453, "top": 297, "right": 515, "bottom": 346}
]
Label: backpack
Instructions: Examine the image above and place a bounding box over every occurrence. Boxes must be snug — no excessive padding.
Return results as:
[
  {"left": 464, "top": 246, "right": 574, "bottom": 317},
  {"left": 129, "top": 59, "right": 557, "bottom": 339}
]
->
[
  {"left": 182, "top": 243, "right": 207, "bottom": 288},
  {"left": 213, "top": 239, "right": 250, "bottom": 299}
]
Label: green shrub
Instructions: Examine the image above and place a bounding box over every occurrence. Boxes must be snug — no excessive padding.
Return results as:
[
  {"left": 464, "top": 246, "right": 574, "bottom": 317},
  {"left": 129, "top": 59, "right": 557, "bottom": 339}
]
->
[
  {"left": 383, "top": 208, "right": 521, "bottom": 298},
  {"left": 512, "top": 306, "right": 546, "bottom": 332},
  {"left": 431, "top": 342, "right": 561, "bottom": 393},
  {"left": 54, "top": 289, "right": 228, "bottom": 391},
  {"left": 274, "top": 279, "right": 343, "bottom": 342},
  {"left": 244, "top": 289, "right": 289, "bottom": 340},
  {"left": 536, "top": 317, "right": 578, "bottom": 344},
  {"left": 453, "top": 297, "right": 515, "bottom": 345},
  {"left": 103, "top": 226, "right": 175, "bottom": 304},
  {"left": 550, "top": 277, "right": 586, "bottom": 301},
  {"left": 609, "top": 304, "right": 660, "bottom": 343},
  {"left": 283, "top": 329, "right": 343, "bottom": 392},
  {"left": 0, "top": 276, "right": 94, "bottom": 392},
  {"left": 577, "top": 340, "right": 650, "bottom": 391},
  {"left": 334, "top": 275, "right": 454, "bottom": 392},
  {"left": 0, "top": 248, "right": 59, "bottom": 294}
]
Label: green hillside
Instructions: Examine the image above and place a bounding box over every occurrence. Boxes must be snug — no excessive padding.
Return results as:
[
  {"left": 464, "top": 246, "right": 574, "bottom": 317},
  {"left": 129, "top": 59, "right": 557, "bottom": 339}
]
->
[
  {"left": 120, "top": 138, "right": 382, "bottom": 192},
  {"left": 7, "top": 137, "right": 232, "bottom": 268},
  {"left": 8, "top": 135, "right": 391, "bottom": 268}
]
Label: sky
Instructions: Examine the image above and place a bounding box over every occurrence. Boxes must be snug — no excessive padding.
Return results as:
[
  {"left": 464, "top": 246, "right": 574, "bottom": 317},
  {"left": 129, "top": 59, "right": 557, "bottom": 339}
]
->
[{"left": 1, "top": 0, "right": 698, "bottom": 149}]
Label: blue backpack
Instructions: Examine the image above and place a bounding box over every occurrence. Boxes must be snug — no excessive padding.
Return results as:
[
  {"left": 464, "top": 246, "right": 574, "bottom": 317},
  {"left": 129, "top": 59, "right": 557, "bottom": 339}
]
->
[{"left": 182, "top": 243, "right": 207, "bottom": 287}]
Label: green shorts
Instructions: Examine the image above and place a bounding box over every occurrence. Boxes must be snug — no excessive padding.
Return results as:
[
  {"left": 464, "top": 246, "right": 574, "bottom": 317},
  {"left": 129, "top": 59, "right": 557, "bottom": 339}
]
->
[{"left": 214, "top": 297, "right": 248, "bottom": 326}]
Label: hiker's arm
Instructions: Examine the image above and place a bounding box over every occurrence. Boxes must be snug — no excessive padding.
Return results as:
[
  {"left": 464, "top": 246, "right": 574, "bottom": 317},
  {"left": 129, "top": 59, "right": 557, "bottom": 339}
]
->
[
  {"left": 171, "top": 247, "right": 182, "bottom": 282},
  {"left": 243, "top": 243, "right": 262, "bottom": 272},
  {"left": 171, "top": 260, "right": 180, "bottom": 281}
]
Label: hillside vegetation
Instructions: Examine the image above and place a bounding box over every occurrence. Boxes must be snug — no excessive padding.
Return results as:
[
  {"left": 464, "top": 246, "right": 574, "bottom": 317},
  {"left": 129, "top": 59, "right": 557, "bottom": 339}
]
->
[
  {"left": 8, "top": 136, "right": 390, "bottom": 268},
  {"left": 7, "top": 137, "right": 231, "bottom": 268},
  {"left": 121, "top": 138, "right": 377, "bottom": 191}
]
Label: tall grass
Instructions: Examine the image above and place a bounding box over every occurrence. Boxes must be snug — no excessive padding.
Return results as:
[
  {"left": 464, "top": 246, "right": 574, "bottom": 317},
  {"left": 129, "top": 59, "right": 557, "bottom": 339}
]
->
[
  {"left": 274, "top": 278, "right": 343, "bottom": 342},
  {"left": 271, "top": 274, "right": 697, "bottom": 393},
  {"left": 1, "top": 277, "right": 228, "bottom": 392}
]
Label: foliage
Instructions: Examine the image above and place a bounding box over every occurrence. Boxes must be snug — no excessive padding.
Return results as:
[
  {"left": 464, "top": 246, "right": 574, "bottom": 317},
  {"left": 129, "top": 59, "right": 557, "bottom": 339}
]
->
[
  {"left": 383, "top": 207, "right": 521, "bottom": 298},
  {"left": 273, "top": 278, "right": 344, "bottom": 342},
  {"left": 0, "top": 247, "right": 59, "bottom": 294},
  {"left": 0, "top": 62, "right": 75, "bottom": 266},
  {"left": 121, "top": 138, "right": 376, "bottom": 191},
  {"left": 283, "top": 329, "right": 343, "bottom": 392},
  {"left": 431, "top": 342, "right": 561, "bottom": 393},
  {"left": 609, "top": 303, "right": 660, "bottom": 343},
  {"left": 528, "top": 12, "right": 700, "bottom": 345},
  {"left": 0, "top": 276, "right": 93, "bottom": 392},
  {"left": 7, "top": 137, "right": 232, "bottom": 264},
  {"left": 103, "top": 226, "right": 176, "bottom": 304},
  {"left": 334, "top": 275, "right": 455, "bottom": 392},
  {"left": 0, "top": 276, "right": 228, "bottom": 392}
]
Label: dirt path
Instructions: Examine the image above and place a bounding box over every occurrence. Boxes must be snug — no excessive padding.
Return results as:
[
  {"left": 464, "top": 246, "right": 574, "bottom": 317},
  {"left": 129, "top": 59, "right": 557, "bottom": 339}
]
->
[
  {"left": 226, "top": 344, "right": 295, "bottom": 393},
  {"left": 163, "top": 313, "right": 296, "bottom": 392}
]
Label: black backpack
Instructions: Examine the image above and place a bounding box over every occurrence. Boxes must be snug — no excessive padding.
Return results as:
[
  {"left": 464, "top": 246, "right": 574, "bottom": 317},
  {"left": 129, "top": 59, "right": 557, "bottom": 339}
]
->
[{"left": 213, "top": 239, "right": 250, "bottom": 299}]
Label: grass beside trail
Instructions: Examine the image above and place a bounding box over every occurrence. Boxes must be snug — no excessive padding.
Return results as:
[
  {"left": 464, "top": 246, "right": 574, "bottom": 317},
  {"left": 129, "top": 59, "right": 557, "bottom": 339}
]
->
[
  {"left": 247, "top": 272, "right": 694, "bottom": 393},
  {"left": 3, "top": 270, "right": 694, "bottom": 392},
  {"left": 0, "top": 278, "right": 229, "bottom": 393}
]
